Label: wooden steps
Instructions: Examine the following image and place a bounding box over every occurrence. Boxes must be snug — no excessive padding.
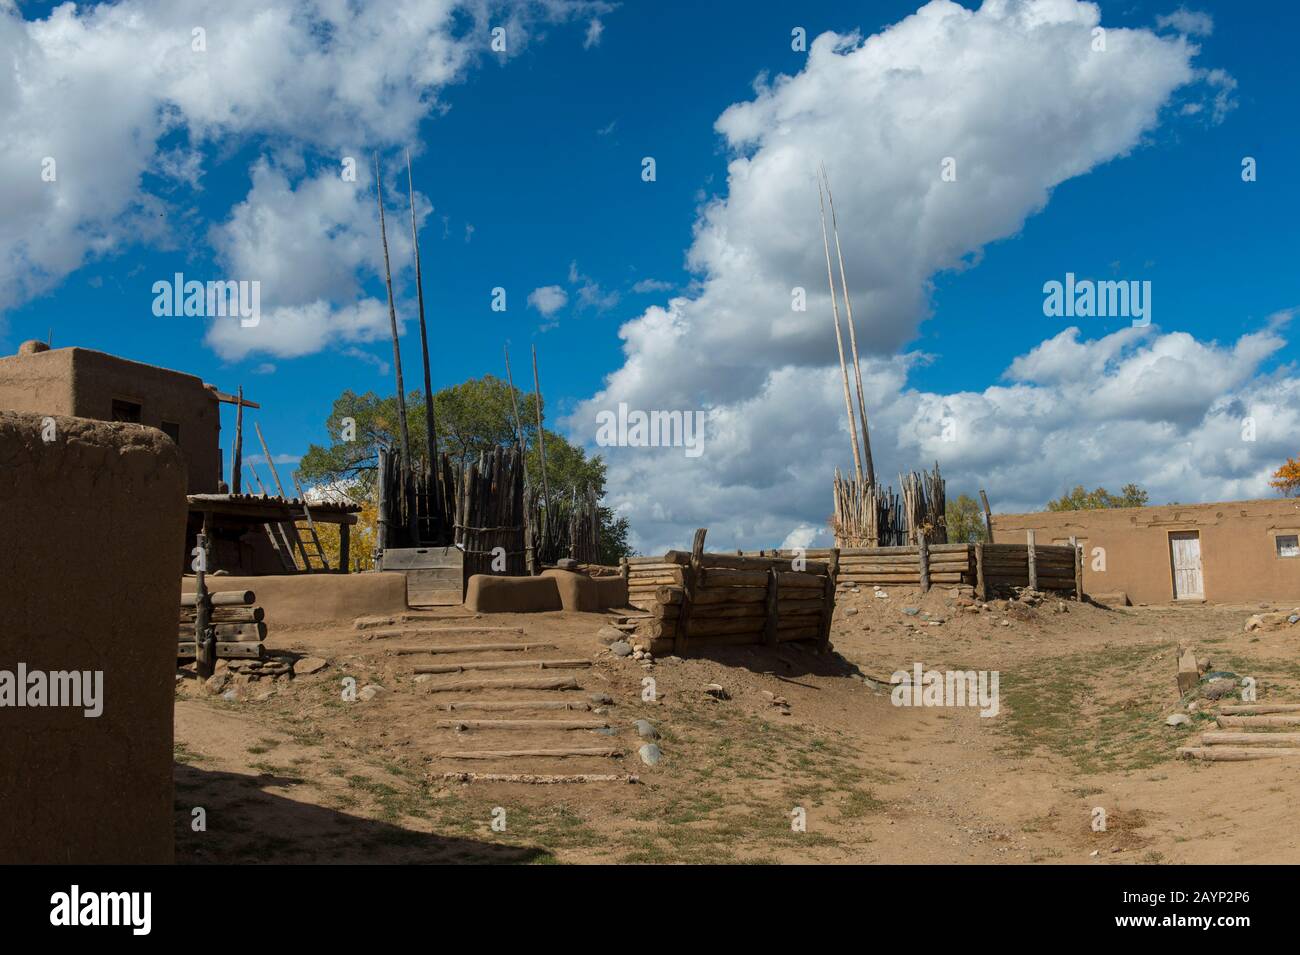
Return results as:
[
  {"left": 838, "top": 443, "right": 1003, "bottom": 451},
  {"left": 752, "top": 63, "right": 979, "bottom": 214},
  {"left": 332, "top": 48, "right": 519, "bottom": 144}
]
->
[{"left": 1179, "top": 702, "right": 1300, "bottom": 761}]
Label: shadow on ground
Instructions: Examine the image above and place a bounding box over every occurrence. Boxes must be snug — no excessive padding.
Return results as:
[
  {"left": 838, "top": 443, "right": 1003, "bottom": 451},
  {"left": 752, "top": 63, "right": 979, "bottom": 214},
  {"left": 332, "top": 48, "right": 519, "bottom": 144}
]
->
[{"left": 174, "top": 762, "right": 549, "bottom": 864}]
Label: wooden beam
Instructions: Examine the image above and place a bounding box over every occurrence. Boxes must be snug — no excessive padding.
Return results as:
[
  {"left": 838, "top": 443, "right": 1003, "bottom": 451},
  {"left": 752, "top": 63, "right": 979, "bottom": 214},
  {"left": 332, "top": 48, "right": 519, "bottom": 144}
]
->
[{"left": 1026, "top": 529, "right": 1037, "bottom": 591}]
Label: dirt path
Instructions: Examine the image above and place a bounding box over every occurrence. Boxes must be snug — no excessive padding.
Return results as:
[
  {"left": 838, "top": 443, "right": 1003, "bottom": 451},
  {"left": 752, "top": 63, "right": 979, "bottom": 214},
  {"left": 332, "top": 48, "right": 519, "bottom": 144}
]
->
[{"left": 172, "top": 589, "right": 1300, "bottom": 863}]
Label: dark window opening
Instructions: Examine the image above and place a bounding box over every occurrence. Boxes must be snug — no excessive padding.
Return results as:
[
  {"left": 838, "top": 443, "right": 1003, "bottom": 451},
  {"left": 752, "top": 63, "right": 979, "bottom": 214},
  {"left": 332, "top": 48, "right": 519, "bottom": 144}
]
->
[
  {"left": 1277, "top": 535, "right": 1299, "bottom": 559},
  {"left": 160, "top": 421, "right": 180, "bottom": 444},
  {"left": 111, "top": 399, "right": 142, "bottom": 423}
]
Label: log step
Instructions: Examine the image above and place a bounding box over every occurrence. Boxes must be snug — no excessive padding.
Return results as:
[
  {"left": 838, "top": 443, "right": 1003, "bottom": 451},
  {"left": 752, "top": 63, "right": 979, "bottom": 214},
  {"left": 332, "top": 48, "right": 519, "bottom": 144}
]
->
[
  {"left": 392, "top": 643, "right": 557, "bottom": 656},
  {"left": 368, "top": 626, "right": 525, "bottom": 640},
  {"left": 413, "top": 660, "right": 592, "bottom": 674},
  {"left": 443, "top": 700, "right": 592, "bottom": 713},
  {"left": 423, "top": 676, "right": 583, "bottom": 693},
  {"left": 1219, "top": 704, "right": 1300, "bottom": 714},
  {"left": 435, "top": 719, "right": 609, "bottom": 731},
  {"left": 437, "top": 747, "right": 622, "bottom": 760},
  {"left": 1202, "top": 732, "right": 1300, "bottom": 745},
  {"left": 1179, "top": 746, "right": 1300, "bottom": 761},
  {"left": 1216, "top": 715, "right": 1300, "bottom": 728},
  {"left": 439, "top": 772, "right": 637, "bottom": 784}
]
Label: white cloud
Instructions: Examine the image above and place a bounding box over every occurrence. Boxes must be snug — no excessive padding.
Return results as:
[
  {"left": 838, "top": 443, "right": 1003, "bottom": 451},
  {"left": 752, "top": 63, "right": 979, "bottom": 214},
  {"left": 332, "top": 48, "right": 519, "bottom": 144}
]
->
[
  {"left": 206, "top": 298, "right": 392, "bottom": 361},
  {"left": 583, "top": 18, "right": 604, "bottom": 49},
  {"left": 0, "top": 0, "right": 591, "bottom": 338},
  {"left": 631, "top": 278, "right": 674, "bottom": 294},
  {"left": 1156, "top": 7, "right": 1214, "bottom": 37},
  {"left": 528, "top": 284, "right": 569, "bottom": 316},
  {"left": 569, "top": 0, "right": 1247, "bottom": 554},
  {"left": 568, "top": 260, "right": 620, "bottom": 311}
]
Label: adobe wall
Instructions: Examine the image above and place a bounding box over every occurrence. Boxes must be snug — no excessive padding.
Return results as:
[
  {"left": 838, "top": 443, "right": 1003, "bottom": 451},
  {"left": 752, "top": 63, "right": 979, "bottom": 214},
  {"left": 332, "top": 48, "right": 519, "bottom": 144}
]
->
[
  {"left": 181, "top": 572, "right": 409, "bottom": 628},
  {"left": 0, "top": 411, "right": 188, "bottom": 863},
  {"left": 0, "top": 347, "right": 76, "bottom": 417},
  {"left": 993, "top": 499, "right": 1300, "bottom": 605}
]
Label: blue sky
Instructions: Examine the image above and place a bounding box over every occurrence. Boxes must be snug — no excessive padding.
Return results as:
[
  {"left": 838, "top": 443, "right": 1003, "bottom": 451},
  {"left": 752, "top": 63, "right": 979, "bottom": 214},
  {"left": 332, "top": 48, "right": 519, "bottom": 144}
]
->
[{"left": 3, "top": 0, "right": 1297, "bottom": 549}]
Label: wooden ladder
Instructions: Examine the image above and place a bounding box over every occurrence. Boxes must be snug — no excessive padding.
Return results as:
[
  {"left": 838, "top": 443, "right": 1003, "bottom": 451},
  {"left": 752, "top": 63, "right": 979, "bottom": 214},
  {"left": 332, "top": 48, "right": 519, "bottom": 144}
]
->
[
  {"left": 246, "top": 464, "right": 299, "bottom": 572},
  {"left": 292, "top": 476, "right": 331, "bottom": 572}
]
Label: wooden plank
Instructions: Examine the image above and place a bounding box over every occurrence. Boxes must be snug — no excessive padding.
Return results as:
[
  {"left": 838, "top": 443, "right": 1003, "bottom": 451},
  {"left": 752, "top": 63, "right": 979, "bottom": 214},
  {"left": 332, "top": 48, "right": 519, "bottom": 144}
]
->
[
  {"left": 975, "top": 543, "right": 987, "bottom": 601},
  {"left": 1220, "top": 704, "right": 1300, "bottom": 714},
  {"left": 437, "top": 748, "right": 621, "bottom": 760},
  {"left": 381, "top": 546, "right": 464, "bottom": 570},
  {"left": 763, "top": 566, "right": 780, "bottom": 648},
  {"left": 391, "top": 643, "right": 557, "bottom": 655},
  {"left": 177, "top": 642, "right": 263, "bottom": 660},
  {"left": 180, "top": 606, "right": 264, "bottom": 623},
  {"left": 435, "top": 719, "right": 608, "bottom": 731},
  {"left": 181, "top": 590, "right": 254, "bottom": 607},
  {"left": 443, "top": 700, "right": 592, "bottom": 713},
  {"left": 412, "top": 660, "right": 591, "bottom": 674},
  {"left": 1217, "top": 715, "right": 1300, "bottom": 728},
  {"left": 1202, "top": 732, "right": 1300, "bottom": 745},
  {"left": 423, "top": 676, "right": 583, "bottom": 693},
  {"left": 439, "top": 772, "right": 636, "bottom": 784},
  {"left": 178, "top": 622, "right": 265, "bottom": 643},
  {"left": 1179, "top": 746, "right": 1300, "bottom": 761}
]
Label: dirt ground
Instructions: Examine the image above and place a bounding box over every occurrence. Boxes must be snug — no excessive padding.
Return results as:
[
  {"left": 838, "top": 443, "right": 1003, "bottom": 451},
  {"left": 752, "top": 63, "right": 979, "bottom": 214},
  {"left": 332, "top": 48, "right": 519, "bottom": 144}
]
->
[{"left": 172, "top": 585, "right": 1300, "bottom": 864}]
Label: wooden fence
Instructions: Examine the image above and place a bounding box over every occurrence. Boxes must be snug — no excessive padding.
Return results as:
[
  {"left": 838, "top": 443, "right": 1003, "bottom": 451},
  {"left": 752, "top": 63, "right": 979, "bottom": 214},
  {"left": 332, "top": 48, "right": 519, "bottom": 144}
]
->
[
  {"left": 622, "top": 531, "right": 835, "bottom": 656},
  {"left": 621, "top": 531, "right": 1082, "bottom": 655}
]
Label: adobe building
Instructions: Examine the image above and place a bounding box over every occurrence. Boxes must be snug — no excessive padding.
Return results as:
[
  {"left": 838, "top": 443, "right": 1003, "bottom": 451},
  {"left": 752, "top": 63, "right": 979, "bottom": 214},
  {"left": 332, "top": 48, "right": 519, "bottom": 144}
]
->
[
  {"left": 0, "top": 340, "right": 358, "bottom": 574},
  {"left": 992, "top": 498, "right": 1300, "bottom": 605},
  {"left": 0, "top": 340, "right": 222, "bottom": 492}
]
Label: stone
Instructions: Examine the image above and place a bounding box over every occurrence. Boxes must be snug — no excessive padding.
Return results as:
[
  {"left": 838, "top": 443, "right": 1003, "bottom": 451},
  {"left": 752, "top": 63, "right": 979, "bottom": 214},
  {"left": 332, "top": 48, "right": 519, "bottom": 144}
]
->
[
  {"left": 609, "top": 640, "right": 633, "bottom": 657},
  {"left": 632, "top": 650, "right": 645, "bottom": 660},
  {"left": 221, "top": 689, "right": 239, "bottom": 703},
  {"left": 295, "top": 656, "right": 327, "bottom": 675},
  {"left": 1165, "top": 713, "right": 1190, "bottom": 727},
  {"left": 597, "top": 626, "right": 628, "bottom": 645},
  {"left": 633, "top": 719, "right": 659, "bottom": 740},
  {"left": 844, "top": 608, "right": 858, "bottom": 616},
  {"left": 589, "top": 692, "right": 614, "bottom": 705},
  {"left": 556, "top": 558, "right": 579, "bottom": 571},
  {"left": 703, "top": 683, "right": 729, "bottom": 700},
  {"left": 1289, "top": 615, "right": 1300, "bottom": 625},
  {"left": 902, "top": 607, "right": 920, "bottom": 616},
  {"left": 1201, "top": 678, "right": 1236, "bottom": 701},
  {"left": 204, "top": 672, "right": 229, "bottom": 694},
  {"left": 359, "top": 684, "right": 385, "bottom": 701},
  {"left": 638, "top": 743, "right": 662, "bottom": 766},
  {"left": 999, "top": 620, "right": 1011, "bottom": 628}
]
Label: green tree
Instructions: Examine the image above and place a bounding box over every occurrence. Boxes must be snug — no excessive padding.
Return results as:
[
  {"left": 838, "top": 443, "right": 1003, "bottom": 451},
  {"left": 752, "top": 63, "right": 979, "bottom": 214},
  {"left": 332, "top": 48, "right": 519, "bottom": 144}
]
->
[
  {"left": 1046, "top": 483, "right": 1149, "bottom": 511},
  {"left": 945, "top": 493, "right": 989, "bottom": 543},
  {"left": 296, "top": 376, "right": 632, "bottom": 560}
]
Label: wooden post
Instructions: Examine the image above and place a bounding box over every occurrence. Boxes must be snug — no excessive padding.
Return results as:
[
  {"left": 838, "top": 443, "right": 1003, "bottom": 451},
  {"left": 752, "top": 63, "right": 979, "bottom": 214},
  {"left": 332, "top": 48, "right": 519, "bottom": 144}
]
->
[
  {"left": 979, "top": 489, "right": 994, "bottom": 543},
  {"left": 1070, "top": 535, "right": 1083, "bottom": 601},
  {"left": 763, "top": 566, "right": 780, "bottom": 648},
  {"left": 676, "top": 528, "right": 707, "bottom": 656},
  {"left": 975, "top": 543, "right": 987, "bottom": 602},
  {"left": 918, "top": 531, "right": 930, "bottom": 592},
  {"left": 231, "top": 385, "right": 244, "bottom": 495},
  {"left": 820, "top": 549, "right": 839, "bottom": 650},
  {"left": 1027, "top": 529, "right": 1037, "bottom": 591},
  {"left": 339, "top": 523, "right": 351, "bottom": 575},
  {"left": 194, "top": 520, "right": 214, "bottom": 678},
  {"left": 619, "top": 557, "right": 629, "bottom": 583},
  {"left": 376, "top": 446, "right": 389, "bottom": 556}
]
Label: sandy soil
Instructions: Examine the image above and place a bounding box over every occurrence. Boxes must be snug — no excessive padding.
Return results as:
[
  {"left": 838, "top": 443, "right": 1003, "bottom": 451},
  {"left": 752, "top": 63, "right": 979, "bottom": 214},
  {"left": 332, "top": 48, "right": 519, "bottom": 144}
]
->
[{"left": 172, "top": 587, "right": 1300, "bottom": 864}]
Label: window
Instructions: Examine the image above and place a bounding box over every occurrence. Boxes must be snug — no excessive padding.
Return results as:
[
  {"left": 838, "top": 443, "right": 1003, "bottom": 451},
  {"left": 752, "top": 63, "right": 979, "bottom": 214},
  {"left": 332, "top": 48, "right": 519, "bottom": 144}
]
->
[
  {"left": 160, "top": 421, "right": 180, "bottom": 444},
  {"left": 1277, "top": 535, "right": 1300, "bottom": 559},
  {"left": 110, "top": 398, "right": 141, "bottom": 423}
]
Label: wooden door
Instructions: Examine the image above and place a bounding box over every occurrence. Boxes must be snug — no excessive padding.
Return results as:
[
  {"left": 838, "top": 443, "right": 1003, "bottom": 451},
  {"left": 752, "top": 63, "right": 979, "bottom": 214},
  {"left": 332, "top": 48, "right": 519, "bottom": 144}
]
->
[{"left": 1169, "top": 532, "right": 1203, "bottom": 600}]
